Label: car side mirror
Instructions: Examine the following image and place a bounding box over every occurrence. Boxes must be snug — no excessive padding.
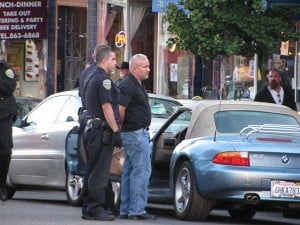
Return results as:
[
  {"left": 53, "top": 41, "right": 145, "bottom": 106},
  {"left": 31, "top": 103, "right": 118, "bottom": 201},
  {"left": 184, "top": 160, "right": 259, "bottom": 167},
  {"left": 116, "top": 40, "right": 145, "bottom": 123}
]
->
[{"left": 19, "top": 118, "right": 28, "bottom": 128}]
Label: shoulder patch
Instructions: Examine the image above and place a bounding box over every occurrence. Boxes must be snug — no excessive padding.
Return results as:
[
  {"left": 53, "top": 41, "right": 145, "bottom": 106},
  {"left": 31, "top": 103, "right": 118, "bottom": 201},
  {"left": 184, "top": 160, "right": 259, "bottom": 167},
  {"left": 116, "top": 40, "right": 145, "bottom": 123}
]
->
[
  {"left": 5, "top": 69, "right": 15, "bottom": 79},
  {"left": 102, "top": 79, "right": 111, "bottom": 90}
]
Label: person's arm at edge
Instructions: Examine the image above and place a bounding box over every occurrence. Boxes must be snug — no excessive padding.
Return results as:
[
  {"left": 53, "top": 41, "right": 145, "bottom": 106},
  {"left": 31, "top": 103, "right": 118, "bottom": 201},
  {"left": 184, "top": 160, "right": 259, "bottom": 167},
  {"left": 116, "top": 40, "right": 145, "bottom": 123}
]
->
[
  {"left": 119, "top": 105, "right": 126, "bottom": 128},
  {"left": 102, "top": 102, "right": 120, "bottom": 132}
]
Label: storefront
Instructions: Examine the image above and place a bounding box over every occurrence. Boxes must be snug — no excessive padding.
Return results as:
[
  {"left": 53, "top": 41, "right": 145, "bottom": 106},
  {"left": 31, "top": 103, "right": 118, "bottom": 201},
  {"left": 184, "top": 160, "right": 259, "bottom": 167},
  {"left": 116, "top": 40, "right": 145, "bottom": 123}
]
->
[
  {"left": 152, "top": 0, "right": 300, "bottom": 102},
  {"left": 153, "top": 1, "right": 196, "bottom": 99},
  {"left": 92, "top": 0, "right": 154, "bottom": 91},
  {"left": 2, "top": 0, "right": 298, "bottom": 101},
  {"left": 0, "top": 0, "right": 48, "bottom": 99}
]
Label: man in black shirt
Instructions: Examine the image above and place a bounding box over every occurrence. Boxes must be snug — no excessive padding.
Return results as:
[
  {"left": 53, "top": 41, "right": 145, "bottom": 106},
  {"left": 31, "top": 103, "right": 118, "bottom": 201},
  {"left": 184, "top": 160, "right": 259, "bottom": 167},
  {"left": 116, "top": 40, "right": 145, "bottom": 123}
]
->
[
  {"left": 118, "top": 54, "right": 156, "bottom": 220},
  {"left": 254, "top": 69, "right": 297, "bottom": 111},
  {"left": 115, "top": 61, "right": 129, "bottom": 87}
]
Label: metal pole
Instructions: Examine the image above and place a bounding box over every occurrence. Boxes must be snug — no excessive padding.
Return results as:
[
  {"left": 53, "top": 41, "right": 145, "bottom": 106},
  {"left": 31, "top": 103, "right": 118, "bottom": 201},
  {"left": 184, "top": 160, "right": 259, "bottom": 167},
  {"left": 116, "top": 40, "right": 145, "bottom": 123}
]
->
[
  {"left": 294, "top": 22, "right": 299, "bottom": 102},
  {"left": 254, "top": 53, "right": 258, "bottom": 98}
]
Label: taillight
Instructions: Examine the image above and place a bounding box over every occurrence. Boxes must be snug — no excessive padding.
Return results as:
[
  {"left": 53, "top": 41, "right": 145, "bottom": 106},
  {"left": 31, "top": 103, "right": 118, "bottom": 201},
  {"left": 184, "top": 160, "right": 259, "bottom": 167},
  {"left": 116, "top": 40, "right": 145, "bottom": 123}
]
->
[{"left": 212, "top": 152, "right": 249, "bottom": 166}]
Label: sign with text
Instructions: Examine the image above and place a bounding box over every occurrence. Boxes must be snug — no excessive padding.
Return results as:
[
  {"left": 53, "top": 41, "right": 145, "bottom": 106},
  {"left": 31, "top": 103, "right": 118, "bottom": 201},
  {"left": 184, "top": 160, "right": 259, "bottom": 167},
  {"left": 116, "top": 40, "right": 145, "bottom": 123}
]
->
[
  {"left": 115, "top": 31, "right": 126, "bottom": 48},
  {"left": 0, "top": 1, "right": 47, "bottom": 40}
]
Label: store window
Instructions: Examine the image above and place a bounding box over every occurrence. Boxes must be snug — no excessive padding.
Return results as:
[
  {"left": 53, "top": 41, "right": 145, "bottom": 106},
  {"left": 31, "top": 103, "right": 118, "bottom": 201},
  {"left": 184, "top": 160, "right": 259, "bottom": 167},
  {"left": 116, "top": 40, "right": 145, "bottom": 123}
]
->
[
  {"left": 1, "top": 39, "right": 45, "bottom": 98},
  {"left": 222, "top": 56, "right": 258, "bottom": 100},
  {"left": 156, "top": 14, "right": 194, "bottom": 99}
]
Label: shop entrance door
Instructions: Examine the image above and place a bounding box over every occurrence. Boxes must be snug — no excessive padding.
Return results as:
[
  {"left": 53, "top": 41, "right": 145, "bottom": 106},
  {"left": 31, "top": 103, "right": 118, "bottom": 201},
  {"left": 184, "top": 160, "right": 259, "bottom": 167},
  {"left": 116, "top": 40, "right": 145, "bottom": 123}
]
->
[{"left": 57, "top": 7, "right": 87, "bottom": 91}]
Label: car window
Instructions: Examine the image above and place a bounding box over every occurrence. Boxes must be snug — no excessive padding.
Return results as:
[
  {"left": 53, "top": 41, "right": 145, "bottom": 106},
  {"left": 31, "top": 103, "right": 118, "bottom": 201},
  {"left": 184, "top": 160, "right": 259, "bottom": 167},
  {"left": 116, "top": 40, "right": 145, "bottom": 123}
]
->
[
  {"left": 26, "top": 95, "right": 68, "bottom": 127},
  {"left": 165, "top": 111, "right": 191, "bottom": 136},
  {"left": 149, "top": 97, "right": 181, "bottom": 119},
  {"left": 56, "top": 96, "right": 81, "bottom": 123},
  {"left": 16, "top": 99, "right": 40, "bottom": 118},
  {"left": 215, "top": 111, "right": 300, "bottom": 133}
]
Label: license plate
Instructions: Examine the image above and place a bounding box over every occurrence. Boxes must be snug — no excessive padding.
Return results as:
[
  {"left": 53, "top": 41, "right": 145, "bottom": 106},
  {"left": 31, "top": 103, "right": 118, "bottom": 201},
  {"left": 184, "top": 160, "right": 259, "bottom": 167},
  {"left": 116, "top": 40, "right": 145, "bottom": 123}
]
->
[{"left": 271, "top": 180, "right": 300, "bottom": 198}]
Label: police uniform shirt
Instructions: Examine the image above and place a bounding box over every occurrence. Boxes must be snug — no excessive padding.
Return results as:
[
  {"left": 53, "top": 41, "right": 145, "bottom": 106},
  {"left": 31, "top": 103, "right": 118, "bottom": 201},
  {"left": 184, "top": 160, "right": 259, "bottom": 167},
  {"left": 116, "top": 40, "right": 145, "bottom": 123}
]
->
[
  {"left": 0, "top": 60, "right": 18, "bottom": 121},
  {"left": 78, "top": 63, "right": 97, "bottom": 98},
  {"left": 119, "top": 74, "right": 151, "bottom": 132},
  {"left": 84, "top": 67, "right": 120, "bottom": 121}
]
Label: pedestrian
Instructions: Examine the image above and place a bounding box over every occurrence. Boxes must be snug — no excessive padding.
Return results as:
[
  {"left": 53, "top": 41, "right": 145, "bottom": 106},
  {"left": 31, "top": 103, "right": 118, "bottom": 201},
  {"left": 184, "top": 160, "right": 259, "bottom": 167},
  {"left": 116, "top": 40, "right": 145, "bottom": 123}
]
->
[
  {"left": 115, "top": 61, "right": 129, "bottom": 87},
  {"left": 254, "top": 68, "right": 297, "bottom": 111},
  {"left": 0, "top": 60, "right": 18, "bottom": 201},
  {"left": 118, "top": 54, "right": 156, "bottom": 220},
  {"left": 80, "top": 44, "right": 122, "bottom": 221}
]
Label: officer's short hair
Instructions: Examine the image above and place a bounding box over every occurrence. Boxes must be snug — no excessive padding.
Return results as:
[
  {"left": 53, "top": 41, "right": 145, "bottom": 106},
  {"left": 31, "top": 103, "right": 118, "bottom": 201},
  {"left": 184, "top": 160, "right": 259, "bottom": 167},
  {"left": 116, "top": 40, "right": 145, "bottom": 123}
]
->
[{"left": 94, "top": 45, "right": 112, "bottom": 64}]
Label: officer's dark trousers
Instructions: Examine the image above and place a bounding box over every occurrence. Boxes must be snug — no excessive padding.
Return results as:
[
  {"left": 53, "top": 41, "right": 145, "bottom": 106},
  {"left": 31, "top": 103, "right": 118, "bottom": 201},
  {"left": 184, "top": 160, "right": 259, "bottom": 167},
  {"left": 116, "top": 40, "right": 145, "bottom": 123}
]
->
[
  {"left": 83, "top": 128, "right": 114, "bottom": 213},
  {"left": 0, "top": 118, "right": 13, "bottom": 187}
]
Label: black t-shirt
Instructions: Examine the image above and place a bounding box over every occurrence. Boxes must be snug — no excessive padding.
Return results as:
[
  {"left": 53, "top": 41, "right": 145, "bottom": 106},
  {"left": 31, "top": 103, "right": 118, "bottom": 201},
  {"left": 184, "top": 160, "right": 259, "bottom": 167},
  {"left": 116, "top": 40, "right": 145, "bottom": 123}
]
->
[
  {"left": 119, "top": 74, "right": 151, "bottom": 131},
  {"left": 0, "top": 61, "right": 18, "bottom": 120},
  {"left": 84, "top": 67, "right": 120, "bottom": 121}
]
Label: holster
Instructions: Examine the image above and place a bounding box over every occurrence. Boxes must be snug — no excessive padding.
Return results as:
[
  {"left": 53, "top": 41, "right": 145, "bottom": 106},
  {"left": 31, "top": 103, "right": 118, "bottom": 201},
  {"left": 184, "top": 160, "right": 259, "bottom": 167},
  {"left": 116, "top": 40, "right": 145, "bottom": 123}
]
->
[
  {"left": 78, "top": 109, "right": 87, "bottom": 133},
  {"left": 84, "top": 118, "right": 112, "bottom": 144}
]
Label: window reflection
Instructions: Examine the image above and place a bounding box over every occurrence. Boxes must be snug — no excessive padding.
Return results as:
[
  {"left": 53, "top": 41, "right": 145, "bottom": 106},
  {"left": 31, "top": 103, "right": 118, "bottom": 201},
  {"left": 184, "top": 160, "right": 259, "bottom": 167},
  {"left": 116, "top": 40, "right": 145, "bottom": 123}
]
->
[{"left": 26, "top": 96, "right": 68, "bottom": 127}]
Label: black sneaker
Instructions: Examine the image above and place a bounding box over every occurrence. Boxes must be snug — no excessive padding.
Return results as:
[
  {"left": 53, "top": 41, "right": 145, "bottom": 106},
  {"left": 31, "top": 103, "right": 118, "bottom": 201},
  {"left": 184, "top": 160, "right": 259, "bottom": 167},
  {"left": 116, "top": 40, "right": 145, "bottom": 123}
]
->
[
  {"left": 128, "top": 213, "right": 156, "bottom": 220},
  {"left": 0, "top": 186, "right": 8, "bottom": 201},
  {"left": 82, "top": 208, "right": 115, "bottom": 221}
]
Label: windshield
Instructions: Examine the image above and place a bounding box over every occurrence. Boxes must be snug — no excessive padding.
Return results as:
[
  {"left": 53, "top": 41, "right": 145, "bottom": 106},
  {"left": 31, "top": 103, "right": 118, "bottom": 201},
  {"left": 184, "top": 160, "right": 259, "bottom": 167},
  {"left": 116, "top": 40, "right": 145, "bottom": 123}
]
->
[{"left": 149, "top": 97, "right": 182, "bottom": 119}]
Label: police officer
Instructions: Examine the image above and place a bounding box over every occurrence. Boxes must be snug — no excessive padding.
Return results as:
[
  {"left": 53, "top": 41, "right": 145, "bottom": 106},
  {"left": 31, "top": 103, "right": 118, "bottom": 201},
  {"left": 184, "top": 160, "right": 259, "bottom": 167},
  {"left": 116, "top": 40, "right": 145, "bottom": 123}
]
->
[
  {"left": 0, "top": 60, "right": 18, "bottom": 201},
  {"left": 80, "top": 45, "right": 122, "bottom": 221},
  {"left": 78, "top": 45, "right": 118, "bottom": 215}
]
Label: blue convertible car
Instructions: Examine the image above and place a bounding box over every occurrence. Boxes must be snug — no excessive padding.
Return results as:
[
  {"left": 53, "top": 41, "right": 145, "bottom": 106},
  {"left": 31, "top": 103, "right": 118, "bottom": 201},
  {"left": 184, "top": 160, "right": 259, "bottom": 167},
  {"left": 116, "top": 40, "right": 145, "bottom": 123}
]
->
[{"left": 67, "top": 100, "right": 300, "bottom": 221}]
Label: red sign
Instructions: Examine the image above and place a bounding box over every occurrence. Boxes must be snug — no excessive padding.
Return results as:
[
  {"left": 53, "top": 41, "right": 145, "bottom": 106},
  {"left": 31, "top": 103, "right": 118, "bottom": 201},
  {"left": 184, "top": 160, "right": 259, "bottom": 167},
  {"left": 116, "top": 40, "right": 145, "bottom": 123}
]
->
[{"left": 0, "top": 1, "right": 47, "bottom": 40}]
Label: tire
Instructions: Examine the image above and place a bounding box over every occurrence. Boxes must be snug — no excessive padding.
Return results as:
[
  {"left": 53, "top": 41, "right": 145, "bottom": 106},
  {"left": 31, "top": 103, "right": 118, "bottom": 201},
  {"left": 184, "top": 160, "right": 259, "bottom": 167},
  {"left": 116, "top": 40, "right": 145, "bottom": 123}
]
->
[
  {"left": 65, "top": 171, "right": 84, "bottom": 206},
  {"left": 65, "top": 171, "right": 121, "bottom": 208},
  {"left": 109, "top": 174, "right": 121, "bottom": 210},
  {"left": 228, "top": 205, "right": 257, "bottom": 219},
  {"left": 173, "top": 161, "right": 212, "bottom": 221}
]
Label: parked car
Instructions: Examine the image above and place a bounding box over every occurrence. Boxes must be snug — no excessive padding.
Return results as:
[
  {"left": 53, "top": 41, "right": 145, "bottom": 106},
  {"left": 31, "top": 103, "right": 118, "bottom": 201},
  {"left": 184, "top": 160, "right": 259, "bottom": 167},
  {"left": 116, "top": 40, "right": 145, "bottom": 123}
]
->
[
  {"left": 8, "top": 90, "right": 182, "bottom": 206},
  {"left": 14, "top": 96, "right": 41, "bottom": 127},
  {"left": 147, "top": 100, "right": 300, "bottom": 220},
  {"left": 70, "top": 100, "right": 300, "bottom": 220}
]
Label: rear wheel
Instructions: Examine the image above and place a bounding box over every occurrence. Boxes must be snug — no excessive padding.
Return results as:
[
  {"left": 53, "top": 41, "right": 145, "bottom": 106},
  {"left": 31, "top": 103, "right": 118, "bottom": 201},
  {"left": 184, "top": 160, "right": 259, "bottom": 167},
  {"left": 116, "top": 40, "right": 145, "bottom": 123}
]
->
[
  {"left": 65, "top": 171, "right": 121, "bottom": 208},
  {"left": 174, "top": 161, "right": 212, "bottom": 221},
  {"left": 108, "top": 174, "right": 121, "bottom": 211}
]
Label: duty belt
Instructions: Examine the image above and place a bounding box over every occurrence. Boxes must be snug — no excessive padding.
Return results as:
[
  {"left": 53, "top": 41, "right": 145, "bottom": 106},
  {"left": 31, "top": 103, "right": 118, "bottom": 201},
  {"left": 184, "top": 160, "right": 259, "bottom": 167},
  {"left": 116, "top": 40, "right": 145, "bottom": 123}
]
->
[{"left": 84, "top": 117, "right": 105, "bottom": 133}]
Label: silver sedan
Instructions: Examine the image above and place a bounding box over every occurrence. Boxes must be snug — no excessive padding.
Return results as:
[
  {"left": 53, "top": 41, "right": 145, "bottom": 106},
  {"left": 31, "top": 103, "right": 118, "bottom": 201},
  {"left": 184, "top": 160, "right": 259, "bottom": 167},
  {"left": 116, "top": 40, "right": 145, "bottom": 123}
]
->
[{"left": 8, "top": 90, "right": 182, "bottom": 206}]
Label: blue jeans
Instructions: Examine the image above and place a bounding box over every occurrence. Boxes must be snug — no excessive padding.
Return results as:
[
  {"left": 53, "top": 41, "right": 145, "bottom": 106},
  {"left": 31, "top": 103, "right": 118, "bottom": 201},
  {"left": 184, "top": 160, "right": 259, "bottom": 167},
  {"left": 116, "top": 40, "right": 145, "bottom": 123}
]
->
[{"left": 120, "top": 128, "right": 151, "bottom": 216}]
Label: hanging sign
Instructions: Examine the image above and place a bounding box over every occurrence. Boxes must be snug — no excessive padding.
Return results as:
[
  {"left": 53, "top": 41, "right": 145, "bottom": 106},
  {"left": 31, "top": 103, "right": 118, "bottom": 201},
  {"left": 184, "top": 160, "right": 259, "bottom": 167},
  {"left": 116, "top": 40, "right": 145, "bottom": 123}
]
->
[
  {"left": 115, "top": 31, "right": 126, "bottom": 48},
  {"left": 0, "top": 0, "right": 47, "bottom": 40}
]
